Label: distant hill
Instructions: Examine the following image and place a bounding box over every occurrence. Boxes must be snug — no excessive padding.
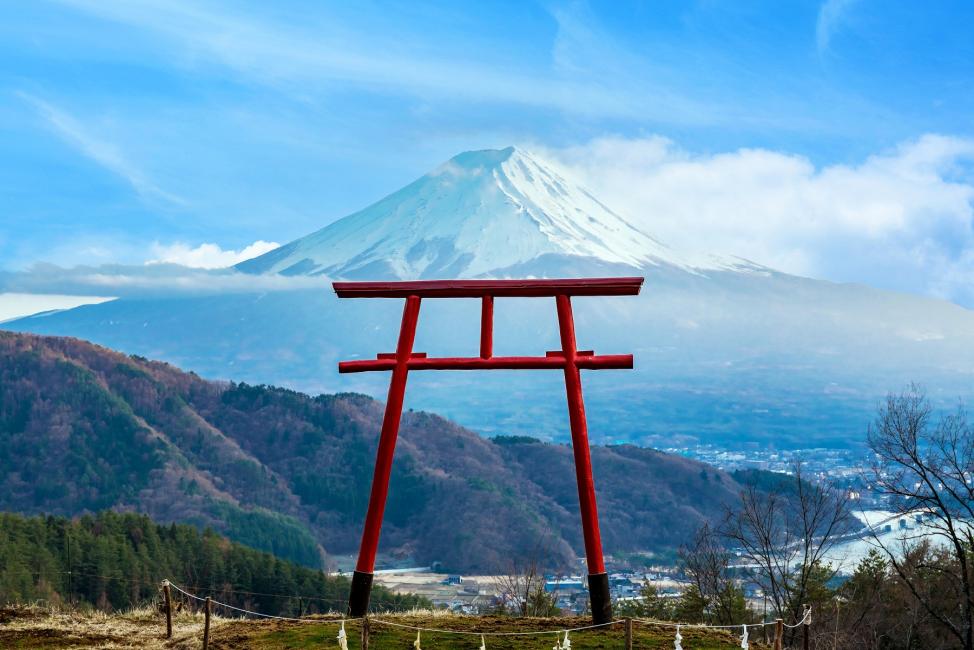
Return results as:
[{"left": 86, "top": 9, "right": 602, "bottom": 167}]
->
[
  {"left": 0, "top": 510, "right": 425, "bottom": 613},
  {"left": 1, "top": 331, "right": 756, "bottom": 572}
]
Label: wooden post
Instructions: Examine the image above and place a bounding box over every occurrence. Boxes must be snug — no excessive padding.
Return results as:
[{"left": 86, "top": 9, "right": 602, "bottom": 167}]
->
[
  {"left": 802, "top": 604, "right": 811, "bottom": 650},
  {"left": 203, "top": 596, "right": 211, "bottom": 650},
  {"left": 361, "top": 617, "right": 370, "bottom": 650},
  {"left": 162, "top": 580, "right": 173, "bottom": 639},
  {"left": 774, "top": 618, "right": 783, "bottom": 650},
  {"left": 624, "top": 617, "right": 633, "bottom": 650}
]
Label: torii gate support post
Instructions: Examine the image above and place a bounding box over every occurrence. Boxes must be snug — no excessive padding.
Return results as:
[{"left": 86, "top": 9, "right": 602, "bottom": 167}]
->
[
  {"left": 556, "top": 293, "right": 610, "bottom": 621},
  {"left": 335, "top": 277, "right": 643, "bottom": 623},
  {"left": 347, "top": 294, "right": 422, "bottom": 615}
]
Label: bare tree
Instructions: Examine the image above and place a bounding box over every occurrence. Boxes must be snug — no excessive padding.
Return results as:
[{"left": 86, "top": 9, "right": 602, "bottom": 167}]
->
[
  {"left": 493, "top": 540, "right": 560, "bottom": 617},
  {"left": 679, "top": 523, "right": 748, "bottom": 625},
  {"left": 723, "top": 461, "right": 852, "bottom": 645},
  {"left": 867, "top": 385, "right": 974, "bottom": 650}
]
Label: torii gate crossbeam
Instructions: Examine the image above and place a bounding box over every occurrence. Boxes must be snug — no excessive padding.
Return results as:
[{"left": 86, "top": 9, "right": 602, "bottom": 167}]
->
[{"left": 334, "top": 277, "right": 643, "bottom": 623}]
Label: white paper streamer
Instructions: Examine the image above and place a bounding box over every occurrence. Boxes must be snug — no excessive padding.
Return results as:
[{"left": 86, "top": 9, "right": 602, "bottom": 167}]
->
[
  {"left": 674, "top": 624, "right": 683, "bottom": 650},
  {"left": 337, "top": 620, "right": 348, "bottom": 650},
  {"left": 740, "top": 624, "right": 748, "bottom": 649},
  {"left": 413, "top": 630, "right": 422, "bottom": 649}
]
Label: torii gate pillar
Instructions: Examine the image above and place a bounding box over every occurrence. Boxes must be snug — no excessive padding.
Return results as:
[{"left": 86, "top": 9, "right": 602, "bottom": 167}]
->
[{"left": 334, "top": 277, "right": 643, "bottom": 623}]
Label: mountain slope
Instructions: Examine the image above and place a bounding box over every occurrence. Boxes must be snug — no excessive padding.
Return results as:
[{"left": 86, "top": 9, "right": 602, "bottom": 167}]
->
[
  {"left": 0, "top": 331, "right": 323, "bottom": 567},
  {"left": 0, "top": 331, "right": 748, "bottom": 571}
]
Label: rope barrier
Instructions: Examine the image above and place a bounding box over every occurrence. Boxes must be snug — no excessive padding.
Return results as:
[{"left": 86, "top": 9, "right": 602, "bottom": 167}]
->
[
  {"left": 633, "top": 607, "right": 812, "bottom": 650},
  {"left": 168, "top": 581, "right": 616, "bottom": 646},
  {"left": 159, "top": 579, "right": 423, "bottom": 615},
  {"left": 632, "top": 617, "right": 774, "bottom": 629},
  {"left": 166, "top": 581, "right": 363, "bottom": 625},
  {"left": 174, "top": 583, "right": 353, "bottom": 607},
  {"left": 33, "top": 569, "right": 166, "bottom": 588},
  {"left": 782, "top": 606, "right": 812, "bottom": 628},
  {"left": 369, "top": 617, "right": 620, "bottom": 637},
  {"left": 631, "top": 605, "right": 811, "bottom": 630},
  {"left": 166, "top": 579, "right": 812, "bottom": 644}
]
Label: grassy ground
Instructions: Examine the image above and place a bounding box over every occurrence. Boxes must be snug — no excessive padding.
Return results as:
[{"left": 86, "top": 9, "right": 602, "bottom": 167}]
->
[
  {"left": 0, "top": 604, "right": 204, "bottom": 649},
  {"left": 1, "top": 605, "right": 770, "bottom": 649}
]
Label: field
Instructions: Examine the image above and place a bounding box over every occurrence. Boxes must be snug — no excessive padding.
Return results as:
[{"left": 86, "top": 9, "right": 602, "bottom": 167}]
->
[{"left": 0, "top": 605, "right": 770, "bottom": 649}]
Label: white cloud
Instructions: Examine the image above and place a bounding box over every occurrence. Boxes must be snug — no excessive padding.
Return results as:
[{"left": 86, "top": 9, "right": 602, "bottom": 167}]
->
[
  {"left": 19, "top": 92, "right": 185, "bottom": 206},
  {"left": 147, "top": 240, "right": 280, "bottom": 269},
  {"left": 543, "top": 134, "right": 974, "bottom": 306}
]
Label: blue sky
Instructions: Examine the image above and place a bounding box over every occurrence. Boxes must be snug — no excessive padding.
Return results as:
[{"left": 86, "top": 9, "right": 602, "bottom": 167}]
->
[{"left": 1, "top": 1, "right": 973, "bottom": 304}]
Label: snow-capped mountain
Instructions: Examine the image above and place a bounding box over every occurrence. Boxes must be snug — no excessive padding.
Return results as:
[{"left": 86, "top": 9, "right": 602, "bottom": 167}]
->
[
  {"left": 7, "top": 146, "right": 974, "bottom": 450},
  {"left": 237, "top": 146, "right": 708, "bottom": 279}
]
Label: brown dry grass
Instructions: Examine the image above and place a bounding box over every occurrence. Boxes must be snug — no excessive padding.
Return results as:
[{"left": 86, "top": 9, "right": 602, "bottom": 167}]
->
[
  {"left": 0, "top": 604, "right": 225, "bottom": 649},
  {"left": 0, "top": 605, "right": 765, "bottom": 649}
]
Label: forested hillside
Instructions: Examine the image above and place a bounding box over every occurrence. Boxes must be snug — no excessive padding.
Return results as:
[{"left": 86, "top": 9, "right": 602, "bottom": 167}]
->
[
  {"left": 0, "top": 511, "right": 426, "bottom": 613},
  {"left": 0, "top": 331, "right": 755, "bottom": 572}
]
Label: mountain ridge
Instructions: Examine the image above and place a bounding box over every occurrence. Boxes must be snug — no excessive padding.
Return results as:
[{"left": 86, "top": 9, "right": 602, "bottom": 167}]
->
[{"left": 0, "top": 330, "right": 751, "bottom": 571}]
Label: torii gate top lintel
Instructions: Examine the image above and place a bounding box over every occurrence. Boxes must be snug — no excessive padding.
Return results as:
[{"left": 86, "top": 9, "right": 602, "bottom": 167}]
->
[
  {"left": 333, "top": 276, "right": 644, "bottom": 298},
  {"left": 333, "top": 276, "right": 643, "bottom": 624}
]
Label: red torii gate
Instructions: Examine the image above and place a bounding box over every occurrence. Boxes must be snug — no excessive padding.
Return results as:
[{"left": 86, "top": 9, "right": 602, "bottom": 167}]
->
[{"left": 334, "top": 277, "right": 643, "bottom": 623}]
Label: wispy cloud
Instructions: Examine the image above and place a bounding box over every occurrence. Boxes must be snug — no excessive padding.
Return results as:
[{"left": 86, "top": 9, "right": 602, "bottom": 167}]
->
[
  {"left": 19, "top": 92, "right": 185, "bottom": 206},
  {"left": 816, "top": 0, "right": 860, "bottom": 54},
  {"left": 50, "top": 0, "right": 732, "bottom": 126}
]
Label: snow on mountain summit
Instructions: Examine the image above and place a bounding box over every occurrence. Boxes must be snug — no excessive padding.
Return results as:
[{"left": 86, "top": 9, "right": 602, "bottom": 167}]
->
[{"left": 237, "top": 146, "right": 699, "bottom": 279}]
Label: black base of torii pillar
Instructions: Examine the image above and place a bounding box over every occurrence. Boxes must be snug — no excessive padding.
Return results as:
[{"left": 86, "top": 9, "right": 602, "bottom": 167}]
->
[{"left": 332, "top": 277, "right": 644, "bottom": 623}]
